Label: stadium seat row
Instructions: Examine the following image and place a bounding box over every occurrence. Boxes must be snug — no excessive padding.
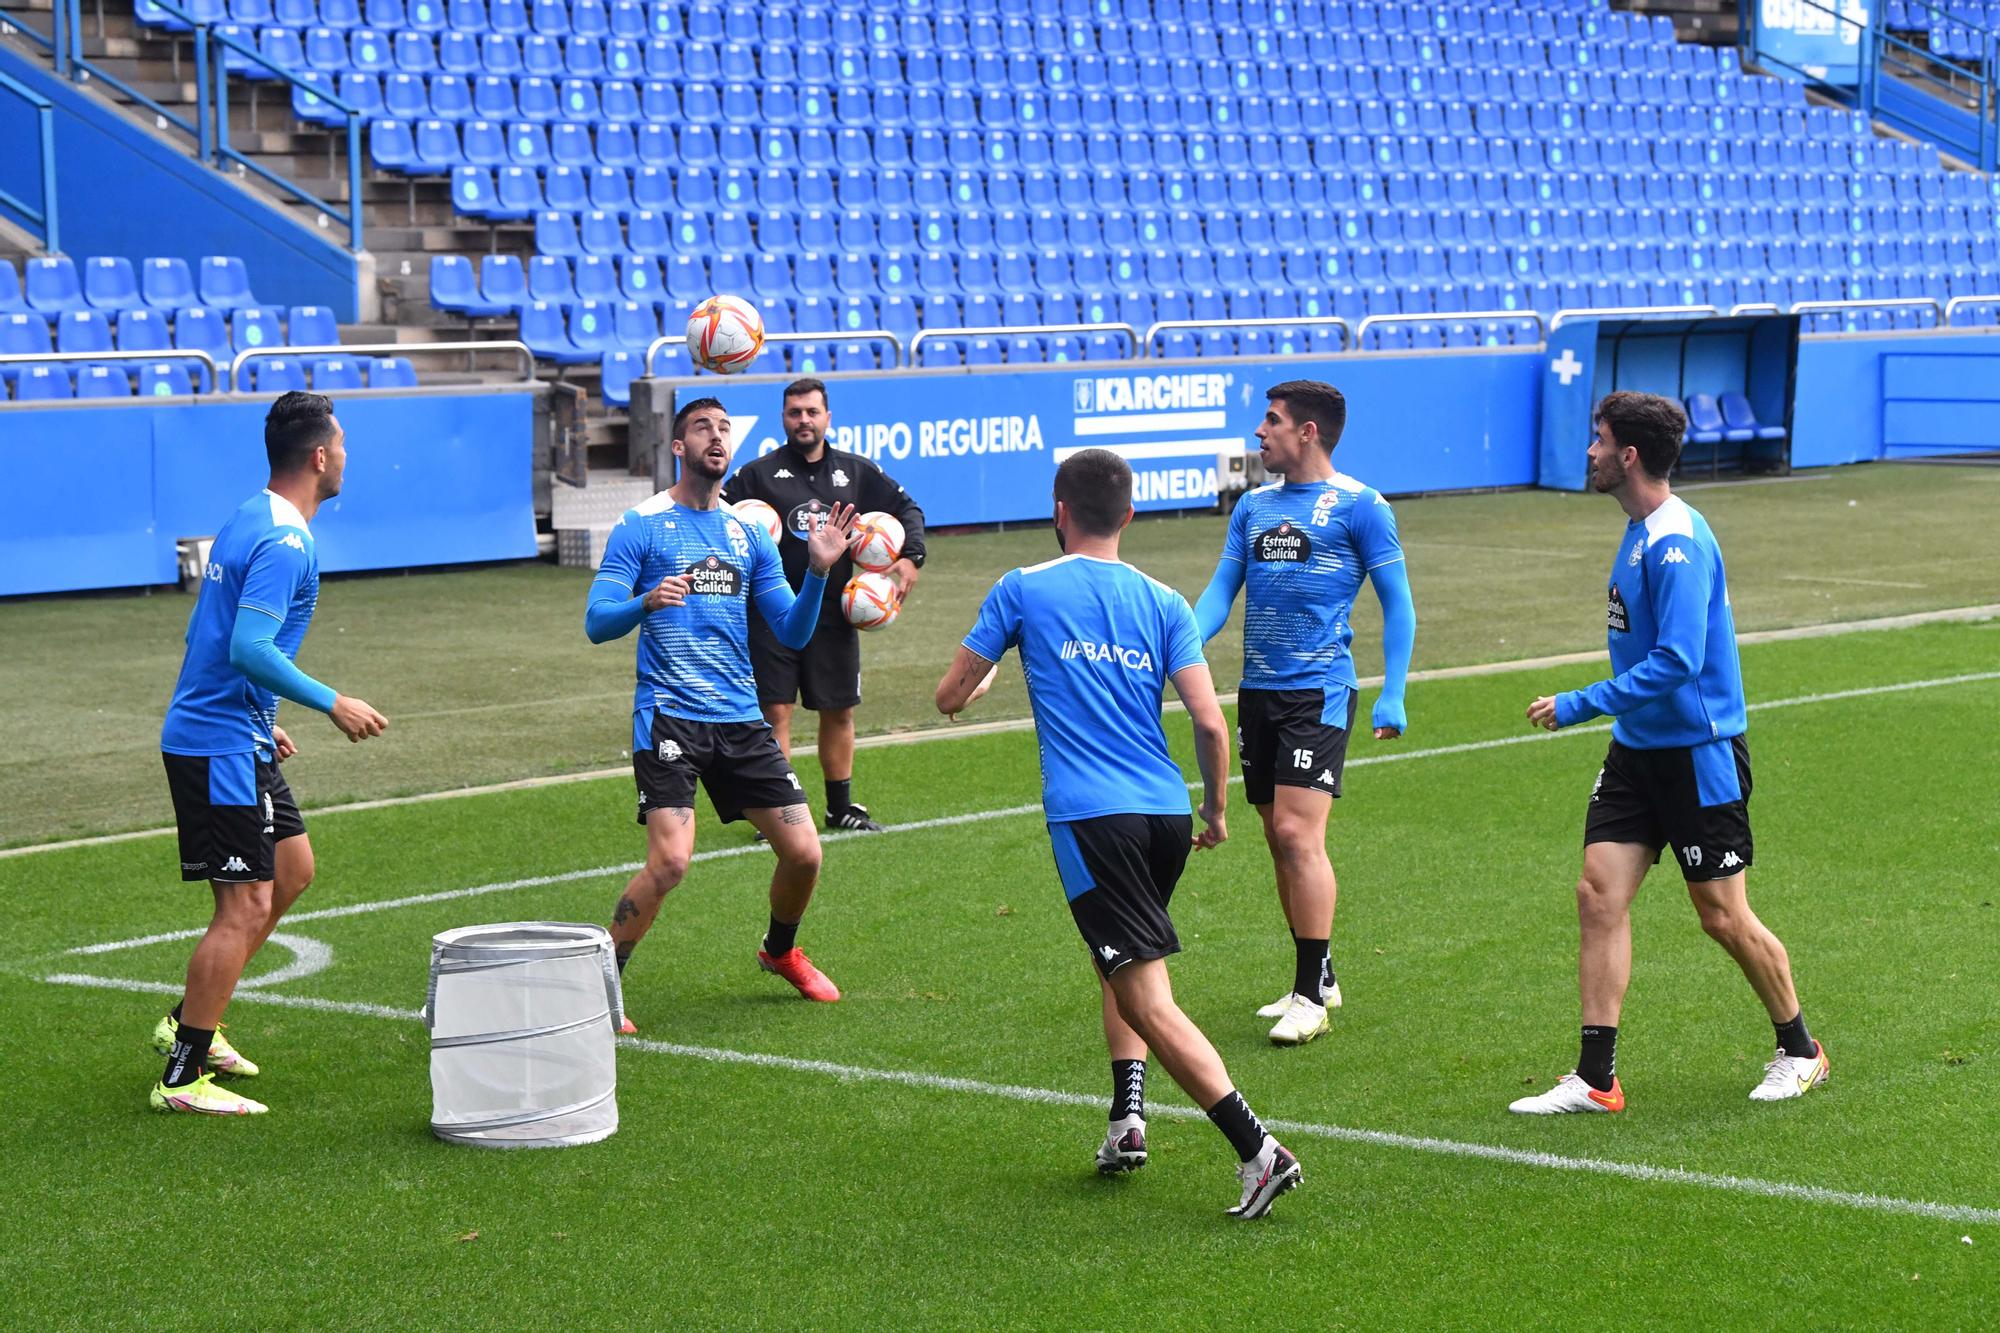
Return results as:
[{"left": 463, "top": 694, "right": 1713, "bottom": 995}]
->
[
  {"left": 0, "top": 256, "right": 270, "bottom": 324},
  {"left": 149, "top": 0, "right": 1653, "bottom": 49},
  {"left": 0, "top": 356, "right": 419, "bottom": 401},
  {"left": 0, "top": 306, "right": 345, "bottom": 359}
]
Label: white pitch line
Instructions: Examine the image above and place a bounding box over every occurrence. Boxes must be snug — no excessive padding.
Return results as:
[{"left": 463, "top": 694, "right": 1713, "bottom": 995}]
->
[
  {"left": 52, "top": 668, "right": 2000, "bottom": 960},
  {"left": 35, "top": 973, "right": 2000, "bottom": 1229},
  {"left": 1781, "top": 574, "right": 1927, "bottom": 590},
  {"left": 7, "top": 607, "right": 1998, "bottom": 862}
]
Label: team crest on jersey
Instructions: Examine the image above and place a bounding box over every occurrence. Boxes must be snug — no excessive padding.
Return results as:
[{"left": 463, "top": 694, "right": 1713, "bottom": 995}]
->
[
  {"left": 1627, "top": 540, "right": 1644, "bottom": 567},
  {"left": 1310, "top": 490, "right": 1340, "bottom": 527},
  {"left": 725, "top": 517, "right": 751, "bottom": 561},
  {"left": 1607, "top": 584, "right": 1629, "bottom": 633},
  {"left": 787, "top": 499, "right": 832, "bottom": 537},
  {"left": 1254, "top": 521, "right": 1312, "bottom": 562},
  {"left": 831, "top": 467, "right": 849, "bottom": 488},
  {"left": 684, "top": 555, "right": 744, "bottom": 596}
]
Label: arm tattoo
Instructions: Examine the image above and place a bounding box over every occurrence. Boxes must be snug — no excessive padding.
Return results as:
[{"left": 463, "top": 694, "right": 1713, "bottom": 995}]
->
[
  {"left": 780, "top": 804, "right": 810, "bottom": 826},
  {"left": 612, "top": 895, "right": 640, "bottom": 927}
]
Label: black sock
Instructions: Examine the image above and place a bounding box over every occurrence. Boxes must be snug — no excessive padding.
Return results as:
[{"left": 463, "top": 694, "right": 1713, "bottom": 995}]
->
[
  {"left": 1577, "top": 1025, "right": 1618, "bottom": 1092},
  {"left": 1774, "top": 1011, "right": 1815, "bottom": 1059},
  {"left": 1293, "top": 937, "right": 1329, "bottom": 1002},
  {"left": 1205, "top": 1090, "right": 1269, "bottom": 1162},
  {"left": 163, "top": 1024, "right": 214, "bottom": 1088},
  {"left": 825, "top": 778, "right": 852, "bottom": 817},
  {"left": 1110, "top": 1059, "right": 1146, "bottom": 1121},
  {"left": 764, "top": 914, "right": 799, "bottom": 957},
  {"left": 170, "top": 1001, "right": 183, "bottom": 1024}
]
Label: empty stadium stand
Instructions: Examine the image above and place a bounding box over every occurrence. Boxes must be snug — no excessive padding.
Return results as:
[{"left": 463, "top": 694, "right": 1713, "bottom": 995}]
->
[{"left": 5, "top": 0, "right": 2000, "bottom": 417}]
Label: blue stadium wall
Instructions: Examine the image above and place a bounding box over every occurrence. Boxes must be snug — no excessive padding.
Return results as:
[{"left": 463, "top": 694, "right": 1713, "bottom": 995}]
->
[
  {"left": 0, "top": 391, "right": 538, "bottom": 596},
  {"left": 5, "top": 328, "right": 1997, "bottom": 595},
  {"left": 0, "top": 46, "right": 360, "bottom": 320}
]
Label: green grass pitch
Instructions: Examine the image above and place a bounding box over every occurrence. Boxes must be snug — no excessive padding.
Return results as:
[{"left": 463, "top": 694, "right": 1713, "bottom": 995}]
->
[{"left": 1, "top": 465, "right": 1997, "bottom": 1327}]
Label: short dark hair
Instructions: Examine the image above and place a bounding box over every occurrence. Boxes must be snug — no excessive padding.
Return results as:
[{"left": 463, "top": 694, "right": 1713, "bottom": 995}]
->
[
  {"left": 1053, "top": 448, "right": 1133, "bottom": 537},
  {"left": 265, "top": 391, "right": 336, "bottom": 473},
  {"left": 672, "top": 395, "right": 725, "bottom": 440},
  {"left": 782, "top": 377, "right": 827, "bottom": 407},
  {"left": 1266, "top": 380, "right": 1347, "bottom": 451},
  {"left": 1596, "top": 391, "right": 1687, "bottom": 479}
]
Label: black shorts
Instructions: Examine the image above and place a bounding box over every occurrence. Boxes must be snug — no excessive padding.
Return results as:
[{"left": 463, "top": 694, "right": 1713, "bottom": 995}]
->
[
  {"left": 633, "top": 711, "right": 807, "bottom": 824},
  {"left": 162, "top": 751, "right": 306, "bottom": 884},
  {"left": 749, "top": 602, "right": 862, "bottom": 712},
  {"left": 1584, "top": 735, "right": 1755, "bottom": 882},
  {"left": 1237, "top": 687, "right": 1358, "bottom": 806},
  {"left": 1048, "top": 813, "right": 1193, "bottom": 978}
]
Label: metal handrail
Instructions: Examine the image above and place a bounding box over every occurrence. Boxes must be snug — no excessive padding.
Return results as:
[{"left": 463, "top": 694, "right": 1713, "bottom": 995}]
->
[
  {"left": 640, "top": 329, "right": 906, "bottom": 377},
  {"left": 0, "top": 72, "right": 59, "bottom": 254},
  {"left": 202, "top": 22, "right": 364, "bottom": 249},
  {"left": 61, "top": 0, "right": 205, "bottom": 144},
  {"left": 1790, "top": 297, "right": 1945, "bottom": 324},
  {"left": 1549, "top": 304, "right": 1723, "bottom": 330},
  {"left": 1726, "top": 303, "right": 1786, "bottom": 317},
  {"left": 230, "top": 340, "right": 534, "bottom": 390},
  {"left": 1944, "top": 293, "right": 2000, "bottom": 322},
  {"left": 0, "top": 347, "right": 220, "bottom": 389},
  {"left": 1143, "top": 314, "right": 1352, "bottom": 354},
  {"left": 1354, "top": 310, "right": 1547, "bottom": 342},
  {"left": 909, "top": 322, "right": 1141, "bottom": 359}
]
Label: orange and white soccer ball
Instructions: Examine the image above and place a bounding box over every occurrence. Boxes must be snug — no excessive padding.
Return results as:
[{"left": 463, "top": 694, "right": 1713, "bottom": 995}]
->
[
  {"left": 850, "top": 511, "right": 905, "bottom": 573},
  {"left": 842, "top": 571, "right": 899, "bottom": 631},
  {"left": 685, "top": 294, "right": 764, "bottom": 374},
  {"left": 728, "top": 498, "right": 782, "bottom": 544}
]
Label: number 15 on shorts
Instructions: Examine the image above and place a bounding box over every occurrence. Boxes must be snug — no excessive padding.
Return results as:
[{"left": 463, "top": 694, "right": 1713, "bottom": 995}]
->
[{"left": 1292, "top": 748, "right": 1314, "bottom": 768}]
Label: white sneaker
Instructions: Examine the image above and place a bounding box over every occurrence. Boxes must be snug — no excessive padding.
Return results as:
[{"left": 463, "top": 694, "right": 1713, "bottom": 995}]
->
[
  {"left": 1095, "top": 1114, "right": 1147, "bottom": 1174},
  {"left": 1256, "top": 980, "right": 1342, "bottom": 1019},
  {"left": 1268, "top": 994, "right": 1330, "bottom": 1046},
  {"left": 1748, "top": 1043, "right": 1829, "bottom": 1102},
  {"left": 1508, "top": 1071, "right": 1625, "bottom": 1115},
  {"left": 1227, "top": 1136, "right": 1302, "bottom": 1219}
]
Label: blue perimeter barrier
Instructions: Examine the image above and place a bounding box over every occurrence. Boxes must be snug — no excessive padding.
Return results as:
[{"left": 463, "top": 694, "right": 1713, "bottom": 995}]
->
[
  {"left": 698, "top": 348, "right": 1545, "bottom": 526},
  {"left": 0, "top": 391, "right": 538, "bottom": 596}
]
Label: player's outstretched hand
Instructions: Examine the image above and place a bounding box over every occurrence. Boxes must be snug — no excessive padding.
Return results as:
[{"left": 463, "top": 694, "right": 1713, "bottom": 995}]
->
[
  {"left": 331, "top": 694, "right": 389, "bottom": 743},
  {"left": 885, "top": 556, "right": 921, "bottom": 605},
  {"left": 1193, "top": 802, "right": 1227, "bottom": 850},
  {"left": 644, "top": 574, "right": 690, "bottom": 611},
  {"left": 272, "top": 726, "right": 298, "bottom": 762},
  {"left": 1526, "top": 695, "right": 1560, "bottom": 732},
  {"left": 1371, "top": 695, "right": 1406, "bottom": 741},
  {"left": 806, "top": 502, "right": 858, "bottom": 575}
]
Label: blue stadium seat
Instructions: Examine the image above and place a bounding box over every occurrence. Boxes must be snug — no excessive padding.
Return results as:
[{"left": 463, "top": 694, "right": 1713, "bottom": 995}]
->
[
  {"left": 198, "top": 257, "right": 260, "bottom": 311},
  {"left": 248, "top": 358, "right": 310, "bottom": 393},
  {"left": 480, "top": 254, "right": 528, "bottom": 309},
  {"left": 1684, "top": 393, "right": 1727, "bottom": 448},
  {"left": 174, "top": 307, "right": 233, "bottom": 383},
  {"left": 138, "top": 362, "right": 197, "bottom": 397},
  {"left": 24, "top": 257, "right": 86, "bottom": 319},
  {"left": 74, "top": 364, "right": 134, "bottom": 399},
  {"left": 309, "top": 356, "right": 367, "bottom": 390},
  {"left": 56, "top": 309, "right": 114, "bottom": 354},
  {"left": 117, "top": 309, "right": 173, "bottom": 353},
  {"left": 369, "top": 356, "right": 419, "bottom": 387},
  {"left": 134, "top": 259, "right": 200, "bottom": 316},
  {"left": 1719, "top": 392, "right": 1786, "bottom": 443},
  {"left": 12, "top": 364, "right": 73, "bottom": 401},
  {"left": 289, "top": 305, "right": 342, "bottom": 347},
  {"left": 82, "top": 257, "right": 144, "bottom": 316}
]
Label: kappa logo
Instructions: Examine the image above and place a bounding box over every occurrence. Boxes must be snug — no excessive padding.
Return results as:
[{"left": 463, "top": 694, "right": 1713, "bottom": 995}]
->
[
  {"left": 1660, "top": 546, "right": 1691, "bottom": 566},
  {"left": 787, "top": 772, "right": 803, "bottom": 789},
  {"left": 261, "top": 792, "right": 275, "bottom": 833},
  {"left": 280, "top": 533, "right": 306, "bottom": 552},
  {"left": 774, "top": 468, "right": 793, "bottom": 479},
  {"left": 658, "top": 738, "right": 682, "bottom": 762},
  {"left": 1098, "top": 944, "right": 1119, "bottom": 962},
  {"left": 1719, "top": 850, "right": 1742, "bottom": 869},
  {"left": 831, "top": 467, "right": 849, "bottom": 488},
  {"left": 220, "top": 856, "right": 251, "bottom": 874},
  {"left": 1318, "top": 769, "right": 1337, "bottom": 785}
]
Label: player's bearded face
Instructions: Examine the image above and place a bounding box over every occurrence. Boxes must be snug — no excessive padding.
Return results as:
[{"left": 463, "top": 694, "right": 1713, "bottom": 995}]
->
[
  {"left": 318, "top": 422, "right": 347, "bottom": 499},
  {"left": 678, "top": 413, "right": 733, "bottom": 480},
  {"left": 1586, "top": 422, "right": 1625, "bottom": 492},
  {"left": 784, "top": 394, "right": 826, "bottom": 449}
]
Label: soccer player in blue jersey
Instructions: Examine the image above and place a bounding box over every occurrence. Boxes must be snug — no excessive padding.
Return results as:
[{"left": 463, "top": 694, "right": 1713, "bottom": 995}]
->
[
  {"left": 154, "top": 392, "right": 389, "bottom": 1115},
  {"left": 588, "top": 397, "right": 856, "bottom": 1022},
  {"left": 1512, "top": 391, "right": 1827, "bottom": 1114},
  {"left": 935, "top": 449, "right": 1302, "bottom": 1220},
  {"left": 1191, "top": 381, "right": 1417, "bottom": 1046}
]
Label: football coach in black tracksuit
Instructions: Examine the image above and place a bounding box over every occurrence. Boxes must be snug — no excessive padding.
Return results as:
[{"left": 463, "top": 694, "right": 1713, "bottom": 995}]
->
[{"left": 722, "top": 376, "right": 927, "bottom": 832}]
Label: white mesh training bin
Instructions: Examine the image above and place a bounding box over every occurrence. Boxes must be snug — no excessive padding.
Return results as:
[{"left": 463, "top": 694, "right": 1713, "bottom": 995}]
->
[{"left": 426, "top": 922, "right": 624, "bottom": 1149}]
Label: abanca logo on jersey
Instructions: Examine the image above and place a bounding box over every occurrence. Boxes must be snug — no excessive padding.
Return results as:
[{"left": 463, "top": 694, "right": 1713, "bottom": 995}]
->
[
  {"left": 684, "top": 555, "right": 743, "bottom": 596},
  {"left": 1061, "top": 640, "right": 1155, "bottom": 671}
]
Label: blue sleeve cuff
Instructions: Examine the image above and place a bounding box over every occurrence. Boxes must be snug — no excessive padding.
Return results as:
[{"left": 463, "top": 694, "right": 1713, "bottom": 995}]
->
[{"left": 1553, "top": 690, "right": 1596, "bottom": 729}]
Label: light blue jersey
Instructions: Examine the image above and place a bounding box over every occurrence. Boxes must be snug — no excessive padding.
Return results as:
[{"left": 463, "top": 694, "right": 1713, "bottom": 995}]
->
[
  {"left": 963, "top": 553, "right": 1206, "bottom": 823},
  {"left": 1221, "top": 474, "right": 1403, "bottom": 715},
  {"left": 162, "top": 490, "right": 321, "bottom": 759},
  {"left": 592, "top": 494, "right": 811, "bottom": 725},
  {"left": 1556, "top": 495, "right": 1748, "bottom": 749}
]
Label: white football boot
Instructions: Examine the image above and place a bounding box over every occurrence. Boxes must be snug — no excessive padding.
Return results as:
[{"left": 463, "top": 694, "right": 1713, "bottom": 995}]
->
[
  {"left": 1256, "top": 978, "right": 1342, "bottom": 1019},
  {"left": 1748, "top": 1043, "right": 1830, "bottom": 1102},
  {"left": 1095, "top": 1114, "right": 1148, "bottom": 1174},
  {"left": 1227, "top": 1137, "right": 1302, "bottom": 1219},
  {"left": 1508, "top": 1072, "right": 1626, "bottom": 1115},
  {"left": 1267, "top": 994, "right": 1330, "bottom": 1046}
]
